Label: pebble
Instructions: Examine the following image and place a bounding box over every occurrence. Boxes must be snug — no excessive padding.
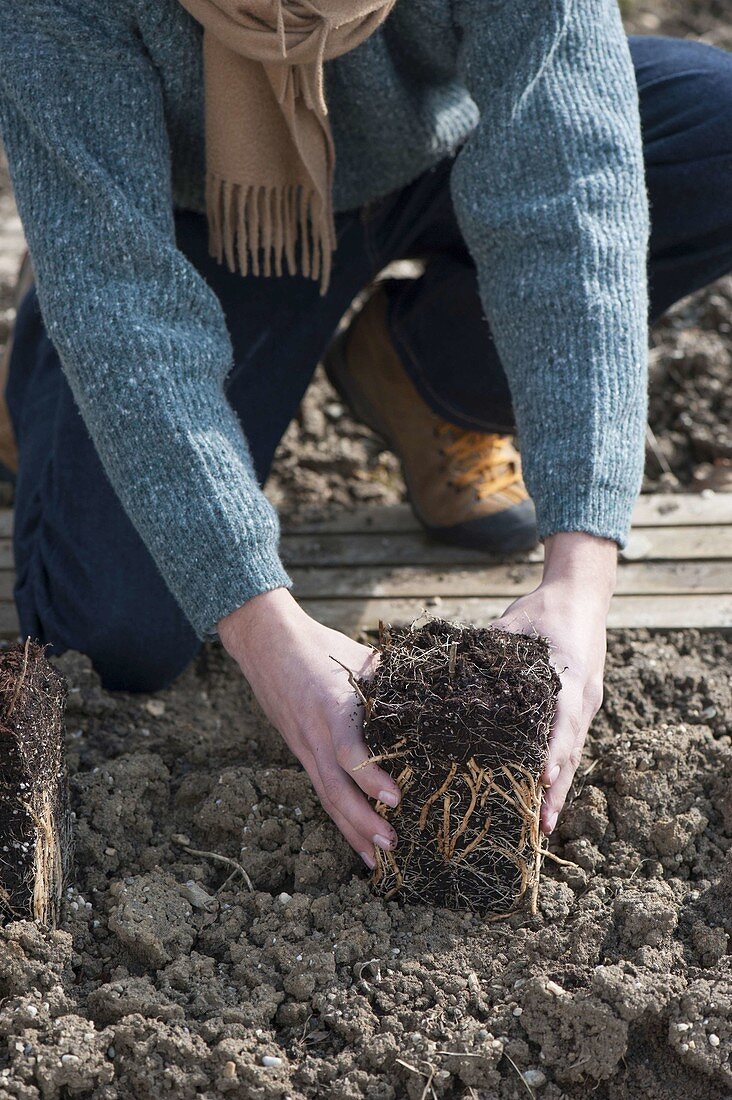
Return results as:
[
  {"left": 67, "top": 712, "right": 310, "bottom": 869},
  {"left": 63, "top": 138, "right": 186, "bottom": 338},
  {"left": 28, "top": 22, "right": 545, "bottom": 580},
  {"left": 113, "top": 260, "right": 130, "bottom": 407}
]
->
[
  {"left": 512, "top": 1007, "right": 523, "bottom": 1017},
  {"left": 222, "top": 1061, "right": 237, "bottom": 1079},
  {"left": 523, "top": 1069, "right": 547, "bottom": 1088},
  {"left": 181, "top": 881, "right": 218, "bottom": 912},
  {"left": 26, "top": 1005, "right": 38, "bottom": 1018},
  {"left": 676, "top": 1022, "right": 691, "bottom": 1032},
  {"left": 545, "top": 981, "right": 565, "bottom": 997},
  {"left": 261, "top": 1055, "right": 283, "bottom": 1068},
  {"left": 277, "top": 893, "right": 293, "bottom": 905},
  {"left": 709, "top": 1034, "right": 720, "bottom": 1048},
  {"left": 60, "top": 1055, "right": 79, "bottom": 1065},
  {"left": 144, "top": 699, "right": 165, "bottom": 717}
]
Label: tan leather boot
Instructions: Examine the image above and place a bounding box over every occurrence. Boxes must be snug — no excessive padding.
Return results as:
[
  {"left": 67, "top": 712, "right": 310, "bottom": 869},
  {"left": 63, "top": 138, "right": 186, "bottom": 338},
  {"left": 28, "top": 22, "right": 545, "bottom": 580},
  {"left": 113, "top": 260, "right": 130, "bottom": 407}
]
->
[
  {"left": 0, "top": 251, "right": 33, "bottom": 475},
  {"left": 324, "top": 287, "right": 537, "bottom": 553}
]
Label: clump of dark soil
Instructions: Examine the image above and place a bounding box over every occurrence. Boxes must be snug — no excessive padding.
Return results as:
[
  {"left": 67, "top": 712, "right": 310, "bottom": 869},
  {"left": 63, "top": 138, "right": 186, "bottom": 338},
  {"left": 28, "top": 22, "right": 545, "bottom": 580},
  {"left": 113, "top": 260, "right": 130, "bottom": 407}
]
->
[
  {"left": 0, "top": 629, "right": 729, "bottom": 1099},
  {"left": 0, "top": 641, "right": 70, "bottom": 924},
  {"left": 360, "top": 621, "right": 559, "bottom": 913},
  {"left": 645, "top": 278, "right": 732, "bottom": 493}
]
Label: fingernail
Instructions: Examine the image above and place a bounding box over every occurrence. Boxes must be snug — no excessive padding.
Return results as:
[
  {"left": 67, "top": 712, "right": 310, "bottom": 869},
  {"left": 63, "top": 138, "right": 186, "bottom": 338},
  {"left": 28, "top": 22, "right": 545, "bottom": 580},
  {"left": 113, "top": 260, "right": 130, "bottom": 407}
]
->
[
  {"left": 379, "top": 789, "right": 400, "bottom": 808},
  {"left": 360, "top": 851, "right": 376, "bottom": 870},
  {"left": 545, "top": 810, "right": 558, "bottom": 834},
  {"left": 547, "top": 764, "right": 561, "bottom": 785},
  {"left": 373, "top": 833, "right": 394, "bottom": 851}
]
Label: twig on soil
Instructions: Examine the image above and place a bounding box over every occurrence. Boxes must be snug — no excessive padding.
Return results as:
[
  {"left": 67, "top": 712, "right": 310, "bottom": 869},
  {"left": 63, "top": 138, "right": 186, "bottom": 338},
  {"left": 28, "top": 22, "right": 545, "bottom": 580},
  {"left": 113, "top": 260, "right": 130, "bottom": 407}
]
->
[
  {"left": 434, "top": 1050, "right": 485, "bottom": 1057},
  {"left": 645, "top": 424, "right": 679, "bottom": 482},
  {"left": 173, "top": 840, "right": 253, "bottom": 892},
  {"left": 572, "top": 757, "right": 598, "bottom": 799},
  {"left": 503, "top": 1051, "right": 536, "bottom": 1099},
  {"left": 395, "top": 1058, "right": 437, "bottom": 1100}
]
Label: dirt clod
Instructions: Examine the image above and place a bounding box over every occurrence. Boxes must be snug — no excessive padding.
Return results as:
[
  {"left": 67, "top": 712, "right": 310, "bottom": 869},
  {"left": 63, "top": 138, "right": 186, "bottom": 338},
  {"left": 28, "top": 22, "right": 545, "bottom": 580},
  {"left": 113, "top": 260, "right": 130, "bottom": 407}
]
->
[{"left": 0, "top": 630, "right": 728, "bottom": 1099}]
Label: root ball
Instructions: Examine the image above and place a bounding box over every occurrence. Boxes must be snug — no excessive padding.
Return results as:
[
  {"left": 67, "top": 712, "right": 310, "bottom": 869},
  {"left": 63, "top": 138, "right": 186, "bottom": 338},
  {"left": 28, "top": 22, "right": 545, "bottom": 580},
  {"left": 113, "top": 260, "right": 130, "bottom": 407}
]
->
[{"left": 360, "top": 620, "right": 560, "bottom": 914}]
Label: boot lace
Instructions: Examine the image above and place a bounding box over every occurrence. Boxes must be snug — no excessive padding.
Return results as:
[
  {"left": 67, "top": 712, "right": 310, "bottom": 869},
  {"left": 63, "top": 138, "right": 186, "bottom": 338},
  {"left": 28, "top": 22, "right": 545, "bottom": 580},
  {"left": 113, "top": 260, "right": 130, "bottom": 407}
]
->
[{"left": 434, "top": 423, "right": 526, "bottom": 502}]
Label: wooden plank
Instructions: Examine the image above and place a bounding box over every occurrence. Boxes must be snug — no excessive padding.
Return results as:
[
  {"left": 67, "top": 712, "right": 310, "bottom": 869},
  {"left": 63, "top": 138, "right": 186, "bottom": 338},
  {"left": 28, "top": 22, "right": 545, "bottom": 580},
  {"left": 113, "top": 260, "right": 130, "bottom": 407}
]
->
[
  {"left": 0, "top": 559, "right": 725, "bottom": 621},
  {"left": 281, "top": 532, "right": 543, "bottom": 567},
  {"left": 0, "top": 602, "right": 19, "bottom": 636},
  {"left": 282, "top": 493, "right": 732, "bottom": 535},
  {"left": 301, "top": 594, "right": 732, "bottom": 633},
  {"left": 621, "top": 526, "right": 731, "bottom": 562},
  {"left": 290, "top": 560, "right": 732, "bottom": 599},
  {"left": 0, "top": 493, "right": 729, "bottom": 544},
  {"left": 281, "top": 526, "right": 730, "bottom": 566},
  {"left": 632, "top": 493, "right": 732, "bottom": 527}
]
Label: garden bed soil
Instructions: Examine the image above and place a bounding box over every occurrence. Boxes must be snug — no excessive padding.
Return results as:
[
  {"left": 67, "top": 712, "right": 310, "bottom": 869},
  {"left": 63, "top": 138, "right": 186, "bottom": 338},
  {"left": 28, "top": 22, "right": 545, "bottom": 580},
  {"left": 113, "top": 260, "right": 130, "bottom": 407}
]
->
[{"left": 0, "top": 628, "right": 729, "bottom": 1100}]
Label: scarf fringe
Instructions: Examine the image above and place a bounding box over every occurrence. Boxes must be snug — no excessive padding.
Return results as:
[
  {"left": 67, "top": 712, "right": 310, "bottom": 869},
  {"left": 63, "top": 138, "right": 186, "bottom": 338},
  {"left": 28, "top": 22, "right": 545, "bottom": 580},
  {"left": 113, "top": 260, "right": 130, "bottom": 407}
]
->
[{"left": 206, "top": 175, "right": 335, "bottom": 295}]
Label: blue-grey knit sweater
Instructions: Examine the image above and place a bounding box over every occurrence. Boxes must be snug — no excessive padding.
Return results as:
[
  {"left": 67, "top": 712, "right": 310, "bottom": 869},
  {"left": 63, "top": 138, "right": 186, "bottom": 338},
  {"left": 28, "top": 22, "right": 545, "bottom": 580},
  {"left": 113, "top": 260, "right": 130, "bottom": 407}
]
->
[{"left": 0, "top": 0, "right": 649, "bottom": 637}]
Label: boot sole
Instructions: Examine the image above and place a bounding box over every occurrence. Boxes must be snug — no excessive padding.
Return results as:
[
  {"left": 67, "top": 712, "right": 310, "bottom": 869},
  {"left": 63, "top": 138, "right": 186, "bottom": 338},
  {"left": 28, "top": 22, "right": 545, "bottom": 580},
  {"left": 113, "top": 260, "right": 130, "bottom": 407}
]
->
[{"left": 322, "top": 327, "right": 538, "bottom": 555}]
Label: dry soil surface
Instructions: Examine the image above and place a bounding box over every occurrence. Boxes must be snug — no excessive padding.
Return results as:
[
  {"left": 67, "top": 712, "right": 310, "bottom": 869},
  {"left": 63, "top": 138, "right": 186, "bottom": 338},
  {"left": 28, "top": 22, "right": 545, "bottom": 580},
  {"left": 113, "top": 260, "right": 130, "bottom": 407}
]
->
[{"left": 0, "top": 630, "right": 730, "bottom": 1100}]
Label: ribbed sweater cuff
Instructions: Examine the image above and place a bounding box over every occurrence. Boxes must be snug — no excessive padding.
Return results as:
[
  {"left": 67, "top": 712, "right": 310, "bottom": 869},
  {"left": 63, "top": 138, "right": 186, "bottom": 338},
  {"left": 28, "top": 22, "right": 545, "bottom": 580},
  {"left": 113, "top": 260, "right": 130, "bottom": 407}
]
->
[
  {"left": 197, "top": 538, "right": 292, "bottom": 638},
  {"left": 535, "top": 482, "right": 637, "bottom": 550}
]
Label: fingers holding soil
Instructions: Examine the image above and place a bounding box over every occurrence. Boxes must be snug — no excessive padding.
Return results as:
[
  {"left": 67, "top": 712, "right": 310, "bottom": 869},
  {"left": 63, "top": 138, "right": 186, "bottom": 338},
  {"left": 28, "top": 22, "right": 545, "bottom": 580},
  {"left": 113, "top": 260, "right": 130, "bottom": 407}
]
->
[
  {"left": 541, "top": 688, "right": 589, "bottom": 833},
  {"left": 302, "top": 748, "right": 398, "bottom": 858},
  {"left": 333, "top": 734, "right": 401, "bottom": 808}
]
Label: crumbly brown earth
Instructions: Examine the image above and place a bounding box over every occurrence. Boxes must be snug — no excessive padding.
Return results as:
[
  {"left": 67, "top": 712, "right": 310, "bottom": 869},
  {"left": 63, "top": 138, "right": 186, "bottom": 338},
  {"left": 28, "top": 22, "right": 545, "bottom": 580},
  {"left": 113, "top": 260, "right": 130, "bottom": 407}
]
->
[{"left": 0, "top": 629, "right": 729, "bottom": 1100}]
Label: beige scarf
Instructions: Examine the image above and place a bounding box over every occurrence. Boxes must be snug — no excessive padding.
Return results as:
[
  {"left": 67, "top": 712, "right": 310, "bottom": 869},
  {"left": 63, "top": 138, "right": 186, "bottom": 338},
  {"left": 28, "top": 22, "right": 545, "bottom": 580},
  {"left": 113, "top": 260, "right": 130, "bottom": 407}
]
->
[{"left": 178, "top": 0, "right": 395, "bottom": 292}]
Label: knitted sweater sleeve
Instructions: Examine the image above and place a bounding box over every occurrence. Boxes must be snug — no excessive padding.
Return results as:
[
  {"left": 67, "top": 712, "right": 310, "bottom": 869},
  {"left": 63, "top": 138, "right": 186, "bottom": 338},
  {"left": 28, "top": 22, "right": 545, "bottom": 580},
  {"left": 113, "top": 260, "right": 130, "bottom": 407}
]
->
[
  {"left": 0, "top": 3, "right": 291, "bottom": 636},
  {"left": 451, "top": 0, "right": 649, "bottom": 546}
]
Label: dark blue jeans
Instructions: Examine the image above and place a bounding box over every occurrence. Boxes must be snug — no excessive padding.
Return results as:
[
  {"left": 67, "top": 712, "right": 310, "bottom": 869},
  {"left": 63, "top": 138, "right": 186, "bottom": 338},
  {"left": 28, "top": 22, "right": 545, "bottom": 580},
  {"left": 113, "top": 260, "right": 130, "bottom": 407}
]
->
[{"left": 7, "top": 36, "right": 732, "bottom": 691}]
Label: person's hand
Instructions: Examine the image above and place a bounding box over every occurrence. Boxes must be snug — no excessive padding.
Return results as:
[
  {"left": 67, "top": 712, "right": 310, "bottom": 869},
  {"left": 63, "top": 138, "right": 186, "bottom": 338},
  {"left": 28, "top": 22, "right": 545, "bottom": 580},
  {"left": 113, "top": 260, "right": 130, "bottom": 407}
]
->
[
  {"left": 218, "top": 588, "right": 401, "bottom": 868},
  {"left": 491, "top": 532, "right": 617, "bottom": 835}
]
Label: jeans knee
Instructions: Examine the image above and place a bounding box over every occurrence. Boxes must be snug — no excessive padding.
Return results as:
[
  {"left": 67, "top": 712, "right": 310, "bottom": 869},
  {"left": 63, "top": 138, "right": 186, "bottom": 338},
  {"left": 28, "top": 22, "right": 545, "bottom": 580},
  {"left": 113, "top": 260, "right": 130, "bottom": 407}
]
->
[
  {"left": 17, "top": 584, "right": 200, "bottom": 694},
  {"left": 637, "top": 37, "right": 732, "bottom": 161},
  {"left": 81, "top": 625, "right": 201, "bottom": 694}
]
